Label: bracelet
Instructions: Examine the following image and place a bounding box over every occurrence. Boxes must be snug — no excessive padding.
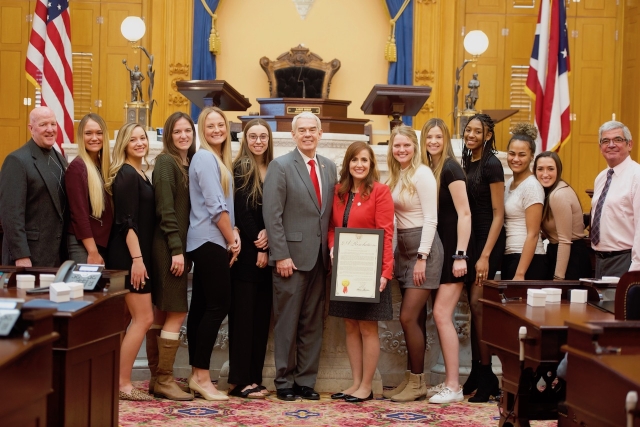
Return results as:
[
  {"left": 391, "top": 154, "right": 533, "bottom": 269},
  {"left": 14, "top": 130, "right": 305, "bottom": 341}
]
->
[
  {"left": 451, "top": 254, "right": 469, "bottom": 260},
  {"left": 553, "top": 275, "right": 564, "bottom": 280},
  {"left": 132, "top": 255, "right": 142, "bottom": 259},
  {"left": 233, "top": 226, "right": 240, "bottom": 233}
]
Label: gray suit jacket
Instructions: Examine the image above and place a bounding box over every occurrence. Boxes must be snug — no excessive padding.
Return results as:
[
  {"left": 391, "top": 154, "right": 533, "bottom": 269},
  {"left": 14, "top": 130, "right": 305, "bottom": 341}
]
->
[
  {"left": 263, "top": 148, "right": 337, "bottom": 271},
  {"left": 0, "top": 139, "right": 67, "bottom": 266}
]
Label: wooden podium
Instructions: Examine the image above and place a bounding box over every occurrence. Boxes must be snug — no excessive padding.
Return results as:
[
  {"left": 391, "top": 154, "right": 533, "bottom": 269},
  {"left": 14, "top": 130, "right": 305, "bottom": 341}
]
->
[
  {"left": 238, "top": 98, "right": 369, "bottom": 134},
  {"left": 176, "top": 80, "right": 251, "bottom": 111},
  {"left": 361, "top": 84, "right": 432, "bottom": 130}
]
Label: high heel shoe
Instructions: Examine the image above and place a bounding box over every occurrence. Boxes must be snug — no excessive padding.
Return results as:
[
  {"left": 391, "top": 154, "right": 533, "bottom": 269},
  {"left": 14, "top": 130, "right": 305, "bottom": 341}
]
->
[
  {"left": 468, "top": 364, "right": 500, "bottom": 403},
  {"left": 463, "top": 360, "right": 480, "bottom": 395},
  {"left": 188, "top": 377, "right": 229, "bottom": 401},
  {"left": 345, "top": 392, "right": 373, "bottom": 403}
]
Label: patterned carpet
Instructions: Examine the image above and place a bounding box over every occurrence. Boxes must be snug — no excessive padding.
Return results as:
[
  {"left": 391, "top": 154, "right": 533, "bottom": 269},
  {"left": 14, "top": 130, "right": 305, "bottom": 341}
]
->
[{"left": 119, "top": 381, "right": 559, "bottom": 426}]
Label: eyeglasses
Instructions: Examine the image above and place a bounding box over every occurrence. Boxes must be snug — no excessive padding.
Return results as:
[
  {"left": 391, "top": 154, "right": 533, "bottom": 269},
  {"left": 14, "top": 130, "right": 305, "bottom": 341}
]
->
[
  {"left": 247, "top": 134, "right": 269, "bottom": 142},
  {"left": 599, "top": 137, "right": 627, "bottom": 146}
]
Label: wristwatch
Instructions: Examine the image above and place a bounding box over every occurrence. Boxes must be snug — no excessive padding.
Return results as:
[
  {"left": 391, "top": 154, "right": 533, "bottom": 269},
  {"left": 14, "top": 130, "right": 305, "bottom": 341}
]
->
[
  {"left": 452, "top": 250, "right": 468, "bottom": 260},
  {"left": 417, "top": 253, "right": 428, "bottom": 260}
]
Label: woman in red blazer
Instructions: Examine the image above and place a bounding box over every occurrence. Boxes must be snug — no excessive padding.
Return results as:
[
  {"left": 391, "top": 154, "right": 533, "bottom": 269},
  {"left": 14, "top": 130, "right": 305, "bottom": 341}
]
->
[{"left": 328, "top": 141, "right": 394, "bottom": 403}]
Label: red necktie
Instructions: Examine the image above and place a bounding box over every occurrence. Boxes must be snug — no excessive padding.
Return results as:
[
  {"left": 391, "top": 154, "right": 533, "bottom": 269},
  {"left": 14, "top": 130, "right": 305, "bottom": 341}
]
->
[{"left": 308, "top": 159, "right": 321, "bottom": 208}]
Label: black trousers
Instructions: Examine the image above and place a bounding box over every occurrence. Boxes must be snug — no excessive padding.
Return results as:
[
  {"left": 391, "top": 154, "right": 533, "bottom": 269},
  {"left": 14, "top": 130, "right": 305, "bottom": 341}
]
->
[
  {"left": 228, "top": 275, "right": 273, "bottom": 385},
  {"left": 187, "top": 242, "right": 230, "bottom": 369},
  {"left": 545, "top": 239, "right": 592, "bottom": 280},
  {"left": 501, "top": 253, "right": 548, "bottom": 280}
]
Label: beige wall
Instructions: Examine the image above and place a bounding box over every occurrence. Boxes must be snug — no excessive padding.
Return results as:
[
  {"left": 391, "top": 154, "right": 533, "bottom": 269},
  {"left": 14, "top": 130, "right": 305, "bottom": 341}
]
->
[{"left": 215, "top": 0, "right": 392, "bottom": 143}]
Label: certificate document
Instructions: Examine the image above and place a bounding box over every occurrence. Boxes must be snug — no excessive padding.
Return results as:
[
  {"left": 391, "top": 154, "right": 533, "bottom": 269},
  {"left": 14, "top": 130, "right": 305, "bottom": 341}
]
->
[{"left": 330, "top": 228, "right": 383, "bottom": 303}]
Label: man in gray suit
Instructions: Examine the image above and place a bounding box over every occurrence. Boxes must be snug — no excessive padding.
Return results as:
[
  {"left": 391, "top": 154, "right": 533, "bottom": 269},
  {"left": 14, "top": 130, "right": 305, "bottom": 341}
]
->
[
  {"left": 263, "top": 112, "right": 337, "bottom": 401},
  {"left": 0, "top": 106, "right": 67, "bottom": 267}
]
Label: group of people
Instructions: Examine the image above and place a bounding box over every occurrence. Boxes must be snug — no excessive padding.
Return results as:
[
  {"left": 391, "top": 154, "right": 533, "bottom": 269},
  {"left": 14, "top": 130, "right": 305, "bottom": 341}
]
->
[{"left": 1, "top": 106, "right": 638, "bottom": 405}]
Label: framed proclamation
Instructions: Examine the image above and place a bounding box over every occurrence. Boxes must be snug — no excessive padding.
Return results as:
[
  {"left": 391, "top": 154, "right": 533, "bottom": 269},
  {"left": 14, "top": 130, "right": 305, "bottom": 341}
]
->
[{"left": 330, "top": 227, "right": 383, "bottom": 303}]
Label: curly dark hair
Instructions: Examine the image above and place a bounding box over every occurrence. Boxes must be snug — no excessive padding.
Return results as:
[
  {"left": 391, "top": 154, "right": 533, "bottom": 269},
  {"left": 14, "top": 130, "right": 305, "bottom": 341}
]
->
[
  {"left": 508, "top": 122, "right": 538, "bottom": 155},
  {"left": 461, "top": 113, "right": 497, "bottom": 195}
]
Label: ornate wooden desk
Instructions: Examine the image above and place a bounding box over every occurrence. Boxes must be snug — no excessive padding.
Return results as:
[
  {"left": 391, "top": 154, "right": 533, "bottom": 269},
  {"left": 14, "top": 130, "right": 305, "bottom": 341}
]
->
[
  {"left": 0, "top": 266, "right": 128, "bottom": 427},
  {"left": 559, "top": 320, "right": 640, "bottom": 427},
  {"left": 481, "top": 280, "right": 614, "bottom": 427},
  {"left": 0, "top": 308, "right": 58, "bottom": 426}
]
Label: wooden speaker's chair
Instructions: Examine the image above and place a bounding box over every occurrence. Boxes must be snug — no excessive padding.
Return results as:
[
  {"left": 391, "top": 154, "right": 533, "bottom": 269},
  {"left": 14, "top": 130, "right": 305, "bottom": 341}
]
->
[
  {"left": 614, "top": 271, "right": 640, "bottom": 320},
  {"left": 259, "top": 45, "right": 340, "bottom": 99}
]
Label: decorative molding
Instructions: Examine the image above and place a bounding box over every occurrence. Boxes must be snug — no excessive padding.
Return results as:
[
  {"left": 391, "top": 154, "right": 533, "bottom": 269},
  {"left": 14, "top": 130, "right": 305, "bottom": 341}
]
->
[
  {"left": 292, "top": 0, "right": 315, "bottom": 20},
  {"left": 379, "top": 330, "right": 407, "bottom": 355},
  {"left": 415, "top": 69, "right": 435, "bottom": 84},
  {"left": 169, "top": 77, "right": 189, "bottom": 106},
  {"left": 419, "top": 101, "right": 435, "bottom": 115},
  {"left": 169, "top": 62, "right": 190, "bottom": 76},
  {"left": 417, "top": 0, "right": 437, "bottom": 4},
  {"left": 168, "top": 93, "right": 189, "bottom": 106}
]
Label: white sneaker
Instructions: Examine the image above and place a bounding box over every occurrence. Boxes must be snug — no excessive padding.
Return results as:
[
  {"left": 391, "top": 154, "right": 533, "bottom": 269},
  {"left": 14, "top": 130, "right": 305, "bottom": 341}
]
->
[
  {"left": 426, "top": 382, "right": 445, "bottom": 398},
  {"left": 428, "top": 386, "right": 464, "bottom": 404}
]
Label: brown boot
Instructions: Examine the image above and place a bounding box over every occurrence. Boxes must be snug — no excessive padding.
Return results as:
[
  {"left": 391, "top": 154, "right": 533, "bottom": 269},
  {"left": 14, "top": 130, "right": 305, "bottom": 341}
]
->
[
  {"left": 390, "top": 373, "right": 427, "bottom": 402},
  {"left": 383, "top": 370, "right": 410, "bottom": 399},
  {"left": 154, "top": 337, "right": 194, "bottom": 401},
  {"left": 146, "top": 328, "right": 160, "bottom": 394}
]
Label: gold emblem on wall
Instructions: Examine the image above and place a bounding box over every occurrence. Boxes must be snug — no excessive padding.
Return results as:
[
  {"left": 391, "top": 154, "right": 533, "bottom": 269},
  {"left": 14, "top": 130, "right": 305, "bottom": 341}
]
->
[
  {"left": 169, "top": 63, "right": 190, "bottom": 76},
  {"left": 415, "top": 69, "right": 435, "bottom": 85},
  {"left": 169, "top": 63, "right": 190, "bottom": 106}
]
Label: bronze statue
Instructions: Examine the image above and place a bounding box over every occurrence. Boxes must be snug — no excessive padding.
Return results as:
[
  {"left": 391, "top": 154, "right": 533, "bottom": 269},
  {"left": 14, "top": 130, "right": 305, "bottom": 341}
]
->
[
  {"left": 122, "top": 59, "right": 145, "bottom": 102},
  {"left": 465, "top": 73, "right": 480, "bottom": 111}
]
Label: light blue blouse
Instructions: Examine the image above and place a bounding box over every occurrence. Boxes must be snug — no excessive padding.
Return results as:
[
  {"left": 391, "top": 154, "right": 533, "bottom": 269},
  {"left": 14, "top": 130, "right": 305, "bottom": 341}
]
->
[{"left": 186, "top": 149, "right": 235, "bottom": 252}]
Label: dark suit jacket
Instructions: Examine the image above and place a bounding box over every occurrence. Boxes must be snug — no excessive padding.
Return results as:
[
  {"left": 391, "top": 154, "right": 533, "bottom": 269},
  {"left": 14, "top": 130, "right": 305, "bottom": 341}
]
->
[
  {"left": 263, "top": 148, "right": 337, "bottom": 271},
  {"left": 0, "top": 139, "right": 67, "bottom": 266}
]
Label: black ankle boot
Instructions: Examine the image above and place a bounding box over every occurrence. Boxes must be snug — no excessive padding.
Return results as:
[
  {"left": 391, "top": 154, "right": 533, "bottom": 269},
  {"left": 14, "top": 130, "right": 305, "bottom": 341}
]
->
[
  {"left": 463, "top": 360, "right": 481, "bottom": 395},
  {"left": 468, "top": 364, "right": 500, "bottom": 403}
]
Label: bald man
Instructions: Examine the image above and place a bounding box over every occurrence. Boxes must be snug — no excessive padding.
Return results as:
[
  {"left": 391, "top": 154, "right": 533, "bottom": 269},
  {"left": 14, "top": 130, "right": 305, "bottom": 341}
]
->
[{"left": 0, "top": 107, "right": 68, "bottom": 267}]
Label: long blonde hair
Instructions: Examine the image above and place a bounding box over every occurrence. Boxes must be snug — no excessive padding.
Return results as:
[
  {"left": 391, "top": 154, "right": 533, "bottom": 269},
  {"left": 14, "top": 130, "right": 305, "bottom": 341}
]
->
[
  {"left": 421, "top": 118, "right": 457, "bottom": 199},
  {"left": 386, "top": 125, "right": 422, "bottom": 199},
  {"left": 233, "top": 119, "right": 274, "bottom": 208},
  {"left": 76, "top": 114, "right": 110, "bottom": 217},
  {"left": 105, "top": 123, "right": 149, "bottom": 195},
  {"left": 197, "top": 107, "right": 232, "bottom": 197}
]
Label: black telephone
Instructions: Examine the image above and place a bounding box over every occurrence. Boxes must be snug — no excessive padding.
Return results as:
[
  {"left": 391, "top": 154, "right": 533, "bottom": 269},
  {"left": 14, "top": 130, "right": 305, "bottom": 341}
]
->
[
  {"left": 53, "top": 260, "right": 77, "bottom": 283},
  {"left": 27, "top": 260, "right": 105, "bottom": 293}
]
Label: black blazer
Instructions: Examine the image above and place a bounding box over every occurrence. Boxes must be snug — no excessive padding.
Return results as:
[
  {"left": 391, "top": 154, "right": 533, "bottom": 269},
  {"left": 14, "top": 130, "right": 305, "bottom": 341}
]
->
[{"left": 0, "top": 139, "right": 67, "bottom": 266}]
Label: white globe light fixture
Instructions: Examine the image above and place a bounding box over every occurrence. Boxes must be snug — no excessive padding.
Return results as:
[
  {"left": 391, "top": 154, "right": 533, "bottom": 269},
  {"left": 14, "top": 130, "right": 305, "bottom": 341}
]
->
[
  {"left": 121, "top": 16, "right": 146, "bottom": 43},
  {"left": 463, "top": 30, "right": 489, "bottom": 57},
  {"left": 452, "top": 30, "right": 489, "bottom": 137}
]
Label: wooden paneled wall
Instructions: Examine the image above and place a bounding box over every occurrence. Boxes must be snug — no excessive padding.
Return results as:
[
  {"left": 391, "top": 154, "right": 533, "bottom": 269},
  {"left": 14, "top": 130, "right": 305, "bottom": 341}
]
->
[
  {"left": 414, "top": 0, "right": 624, "bottom": 210},
  {"left": 622, "top": 0, "right": 640, "bottom": 160},
  {"left": 0, "top": 0, "right": 191, "bottom": 158},
  {"left": 0, "top": 1, "right": 34, "bottom": 161}
]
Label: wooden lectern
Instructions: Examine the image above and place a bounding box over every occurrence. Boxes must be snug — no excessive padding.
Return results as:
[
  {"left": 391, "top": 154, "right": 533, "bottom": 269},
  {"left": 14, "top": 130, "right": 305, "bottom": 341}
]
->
[
  {"left": 361, "top": 84, "right": 432, "bottom": 130},
  {"left": 176, "top": 80, "right": 251, "bottom": 111}
]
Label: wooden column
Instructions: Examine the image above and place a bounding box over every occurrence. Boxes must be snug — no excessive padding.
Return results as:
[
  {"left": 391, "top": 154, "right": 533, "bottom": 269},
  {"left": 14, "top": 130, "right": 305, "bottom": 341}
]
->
[
  {"left": 146, "top": 0, "right": 193, "bottom": 129},
  {"left": 413, "top": 0, "right": 460, "bottom": 131}
]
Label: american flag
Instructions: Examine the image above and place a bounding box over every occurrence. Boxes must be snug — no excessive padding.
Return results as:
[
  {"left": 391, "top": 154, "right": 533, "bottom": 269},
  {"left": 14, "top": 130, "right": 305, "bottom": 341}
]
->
[
  {"left": 525, "top": 0, "right": 570, "bottom": 153},
  {"left": 25, "top": 0, "right": 74, "bottom": 151}
]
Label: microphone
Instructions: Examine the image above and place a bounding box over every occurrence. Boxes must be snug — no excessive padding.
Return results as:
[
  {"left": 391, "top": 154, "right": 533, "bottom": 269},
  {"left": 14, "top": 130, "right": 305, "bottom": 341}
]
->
[{"left": 297, "top": 66, "right": 306, "bottom": 98}]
